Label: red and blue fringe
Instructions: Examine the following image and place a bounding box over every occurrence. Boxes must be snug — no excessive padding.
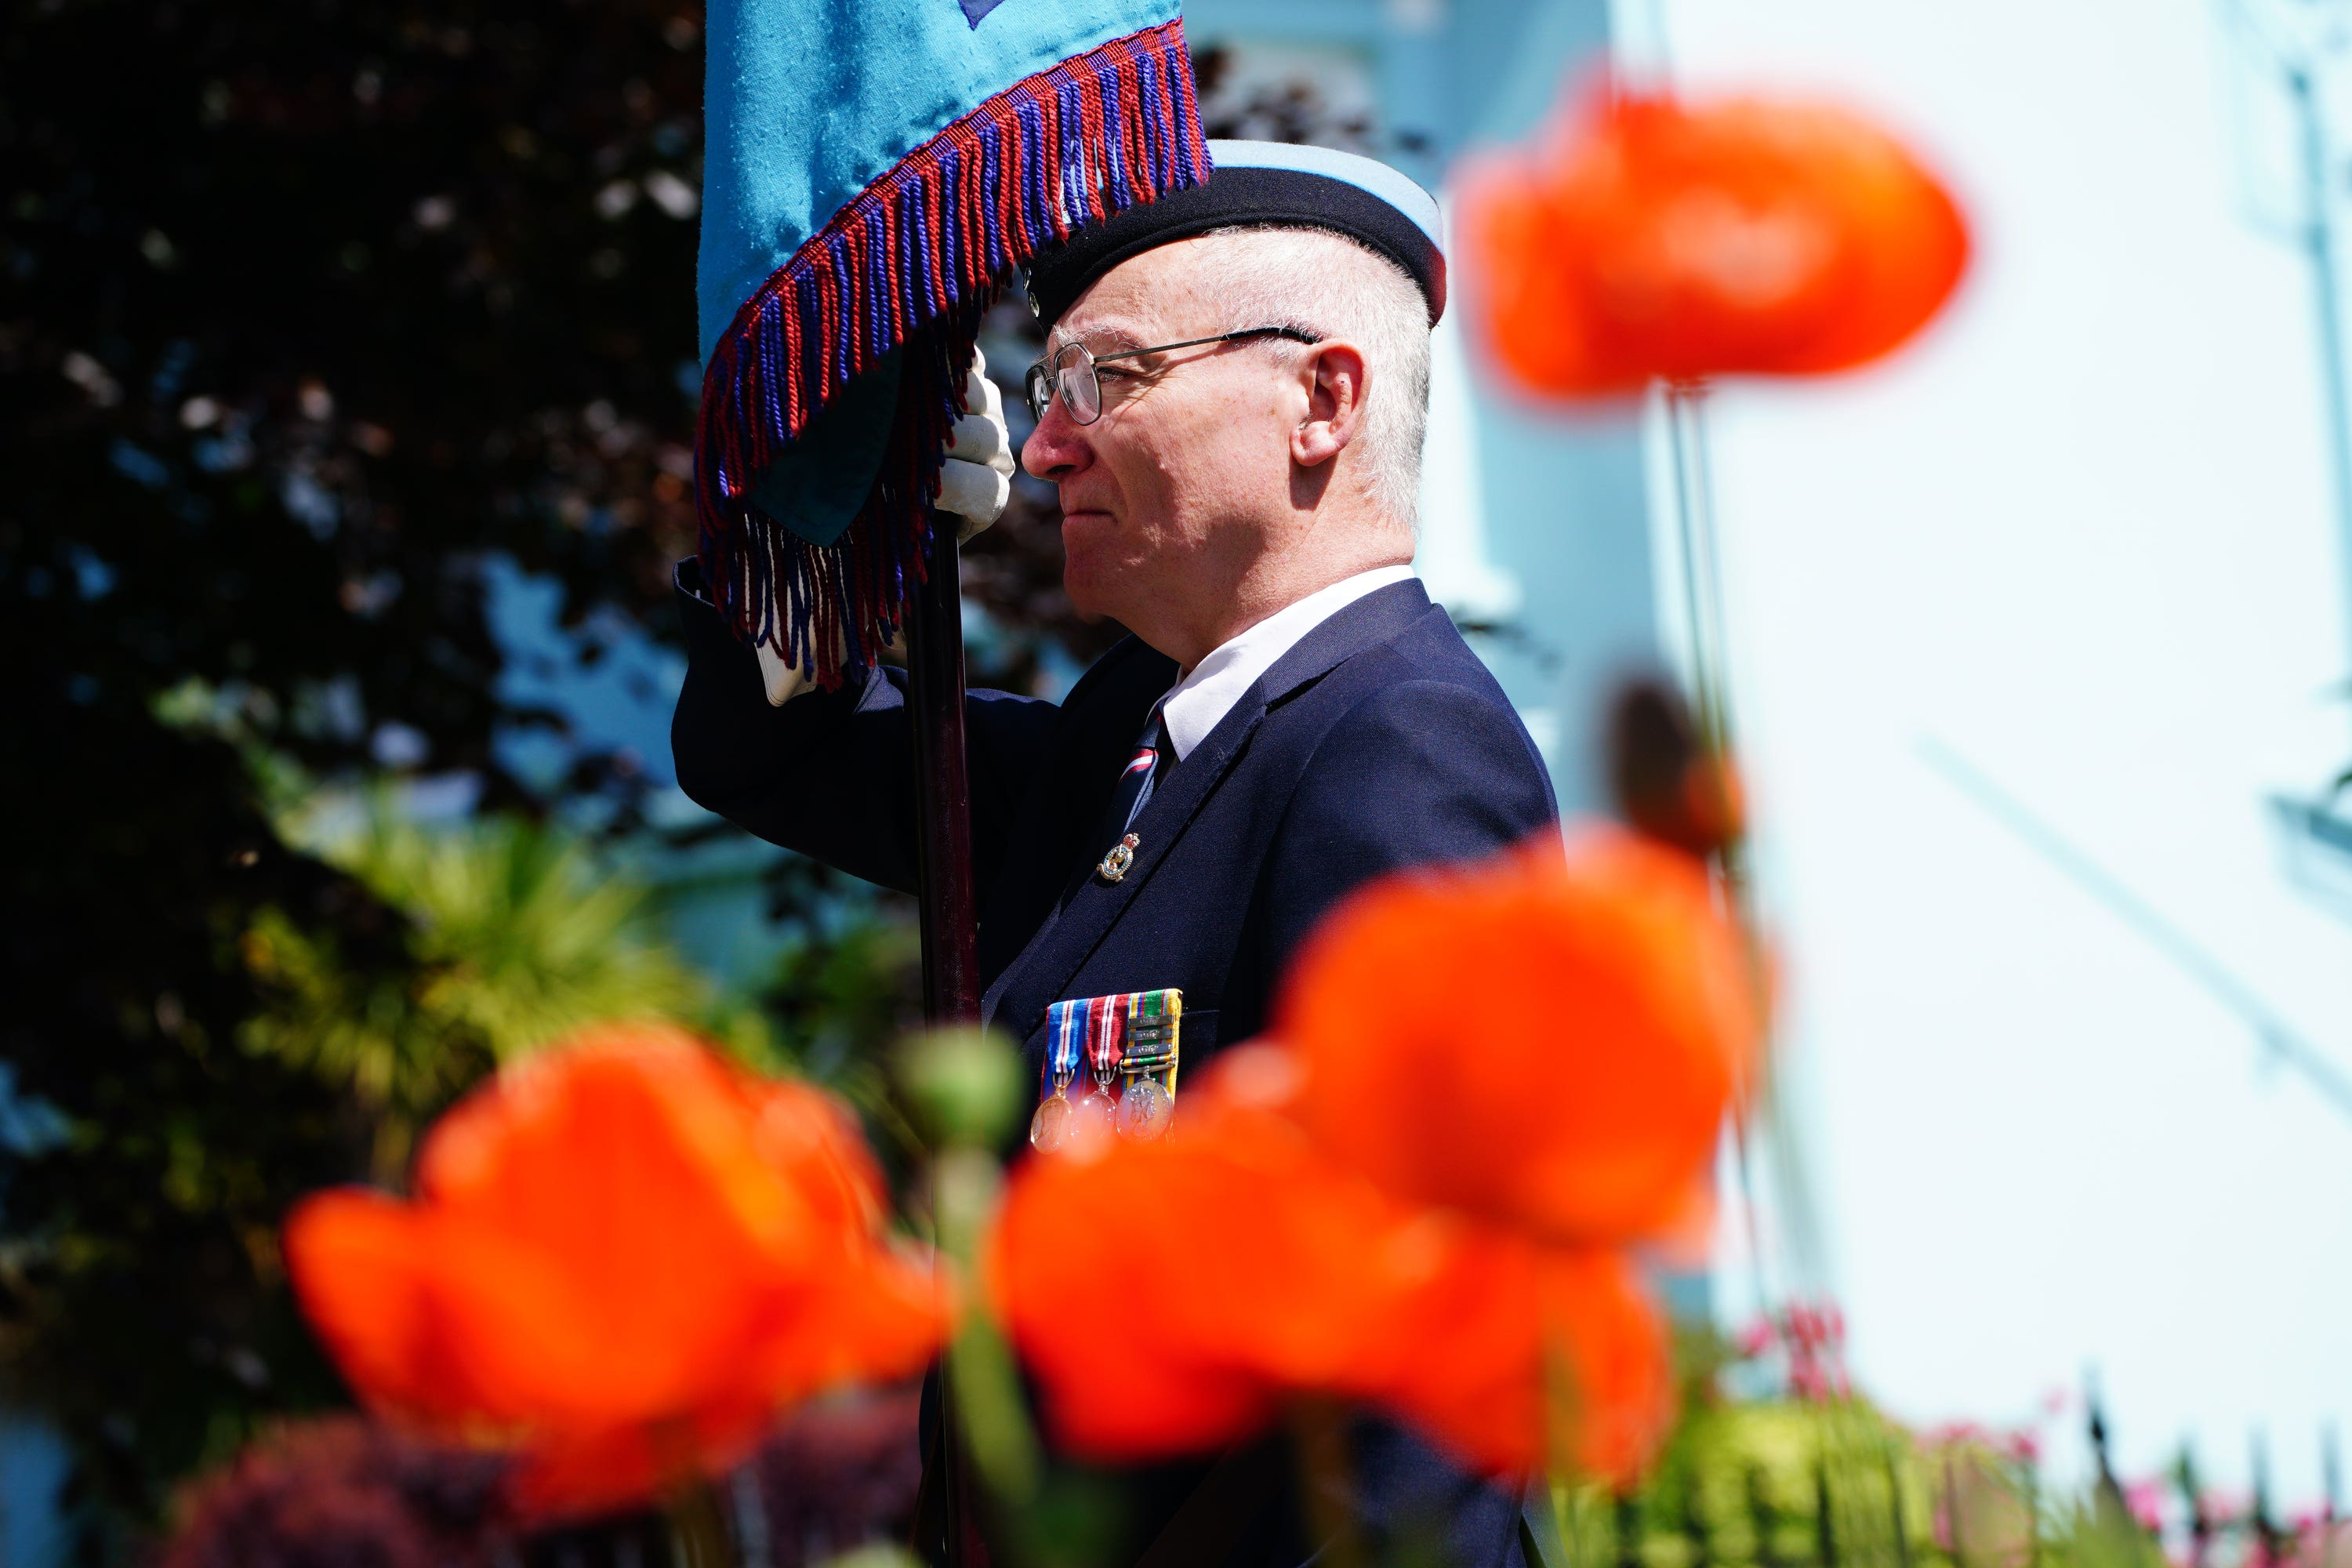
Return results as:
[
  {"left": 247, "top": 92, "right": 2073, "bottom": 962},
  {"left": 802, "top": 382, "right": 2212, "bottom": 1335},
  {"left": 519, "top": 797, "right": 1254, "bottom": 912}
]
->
[{"left": 693, "top": 18, "right": 1210, "bottom": 688}]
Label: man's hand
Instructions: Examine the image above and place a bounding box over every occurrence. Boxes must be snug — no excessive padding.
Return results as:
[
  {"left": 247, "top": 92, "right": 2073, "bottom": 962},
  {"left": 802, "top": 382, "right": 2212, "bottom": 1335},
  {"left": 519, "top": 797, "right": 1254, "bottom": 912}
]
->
[
  {"left": 754, "top": 350, "right": 1015, "bottom": 706},
  {"left": 939, "top": 347, "right": 1015, "bottom": 542}
]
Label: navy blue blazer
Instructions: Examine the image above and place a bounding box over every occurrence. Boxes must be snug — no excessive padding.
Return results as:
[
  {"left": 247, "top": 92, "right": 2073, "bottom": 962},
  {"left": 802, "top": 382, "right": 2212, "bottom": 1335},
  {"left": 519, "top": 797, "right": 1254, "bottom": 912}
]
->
[{"left": 671, "top": 562, "right": 1559, "bottom": 1567}]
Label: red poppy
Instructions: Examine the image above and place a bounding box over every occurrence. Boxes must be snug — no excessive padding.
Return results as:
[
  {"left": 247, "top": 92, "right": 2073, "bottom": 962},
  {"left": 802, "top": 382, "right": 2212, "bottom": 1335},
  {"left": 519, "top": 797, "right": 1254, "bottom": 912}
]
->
[
  {"left": 991, "top": 1049, "right": 1425, "bottom": 1459},
  {"left": 1375, "top": 1240, "right": 1671, "bottom": 1482},
  {"left": 1461, "top": 87, "right": 1969, "bottom": 396},
  {"left": 285, "top": 1024, "right": 951, "bottom": 1518},
  {"left": 1274, "top": 829, "right": 1759, "bottom": 1247},
  {"left": 989, "top": 1047, "right": 1671, "bottom": 1483}
]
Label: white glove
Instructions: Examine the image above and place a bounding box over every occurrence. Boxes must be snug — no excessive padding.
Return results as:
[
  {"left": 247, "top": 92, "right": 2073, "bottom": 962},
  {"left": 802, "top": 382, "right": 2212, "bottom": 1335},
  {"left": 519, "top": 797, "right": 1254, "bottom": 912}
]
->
[
  {"left": 938, "top": 347, "right": 1015, "bottom": 542},
  {"left": 756, "top": 633, "right": 822, "bottom": 707},
  {"left": 754, "top": 350, "right": 1013, "bottom": 707}
]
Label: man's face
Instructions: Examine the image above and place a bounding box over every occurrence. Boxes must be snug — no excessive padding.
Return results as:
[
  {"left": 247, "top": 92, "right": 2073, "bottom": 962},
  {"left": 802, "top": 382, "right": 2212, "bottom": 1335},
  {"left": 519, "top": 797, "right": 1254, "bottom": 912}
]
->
[{"left": 1020, "top": 239, "right": 1303, "bottom": 633}]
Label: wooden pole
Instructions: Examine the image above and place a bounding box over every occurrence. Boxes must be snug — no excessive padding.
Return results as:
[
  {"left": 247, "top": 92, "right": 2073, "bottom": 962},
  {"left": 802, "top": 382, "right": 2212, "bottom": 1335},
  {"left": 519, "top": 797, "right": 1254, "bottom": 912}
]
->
[
  {"left": 903, "top": 513, "right": 987, "bottom": 1568},
  {"left": 906, "top": 515, "right": 982, "bottom": 1024}
]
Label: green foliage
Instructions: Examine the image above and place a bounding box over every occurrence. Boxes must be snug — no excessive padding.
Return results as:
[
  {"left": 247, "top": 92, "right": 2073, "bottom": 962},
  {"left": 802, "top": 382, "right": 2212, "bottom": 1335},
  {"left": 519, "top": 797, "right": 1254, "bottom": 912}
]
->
[
  {"left": 818, "top": 1547, "right": 927, "bottom": 1568},
  {"left": 1637, "top": 1398, "right": 1927, "bottom": 1568},
  {"left": 740, "top": 900, "right": 925, "bottom": 1180},
  {"left": 240, "top": 798, "right": 742, "bottom": 1173},
  {"left": 757, "top": 909, "right": 922, "bottom": 1095},
  {"left": 0, "top": 714, "right": 372, "bottom": 1548},
  {"left": 2, "top": 0, "right": 720, "bottom": 1544},
  {"left": 315, "top": 814, "right": 701, "bottom": 1060},
  {"left": 238, "top": 902, "right": 491, "bottom": 1140},
  {"left": 1537, "top": 1386, "right": 2174, "bottom": 1568},
  {"left": 2042, "top": 1497, "right": 2169, "bottom": 1568}
]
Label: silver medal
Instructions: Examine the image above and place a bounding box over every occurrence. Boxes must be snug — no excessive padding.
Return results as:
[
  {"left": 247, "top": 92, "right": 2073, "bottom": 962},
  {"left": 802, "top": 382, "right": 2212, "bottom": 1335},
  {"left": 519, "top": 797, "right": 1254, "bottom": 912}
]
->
[{"left": 1115, "top": 1076, "right": 1174, "bottom": 1141}]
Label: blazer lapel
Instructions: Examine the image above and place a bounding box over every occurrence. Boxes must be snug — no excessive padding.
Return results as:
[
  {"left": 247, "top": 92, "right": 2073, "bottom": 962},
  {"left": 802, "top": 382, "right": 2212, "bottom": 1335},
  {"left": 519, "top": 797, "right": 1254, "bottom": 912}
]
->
[
  {"left": 1254, "top": 577, "right": 1435, "bottom": 710},
  {"left": 979, "top": 579, "right": 1440, "bottom": 1027}
]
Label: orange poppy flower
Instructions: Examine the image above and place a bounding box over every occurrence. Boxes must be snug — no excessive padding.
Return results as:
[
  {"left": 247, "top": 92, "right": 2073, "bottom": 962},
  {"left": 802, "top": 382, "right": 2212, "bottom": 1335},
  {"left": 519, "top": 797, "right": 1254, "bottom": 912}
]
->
[
  {"left": 1376, "top": 1240, "right": 1671, "bottom": 1483},
  {"left": 284, "top": 1024, "right": 951, "bottom": 1518},
  {"left": 991, "top": 1050, "right": 1418, "bottom": 1459},
  {"left": 1274, "top": 829, "right": 1759, "bottom": 1247},
  {"left": 989, "top": 1047, "right": 1671, "bottom": 1483},
  {"left": 1461, "top": 87, "right": 1969, "bottom": 396}
]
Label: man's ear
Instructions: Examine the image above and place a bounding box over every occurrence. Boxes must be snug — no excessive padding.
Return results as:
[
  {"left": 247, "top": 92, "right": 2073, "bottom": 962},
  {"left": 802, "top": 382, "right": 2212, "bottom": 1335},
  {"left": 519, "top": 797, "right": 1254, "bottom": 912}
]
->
[{"left": 1290, "top": 340, "right": 1370, "bottom": 470}]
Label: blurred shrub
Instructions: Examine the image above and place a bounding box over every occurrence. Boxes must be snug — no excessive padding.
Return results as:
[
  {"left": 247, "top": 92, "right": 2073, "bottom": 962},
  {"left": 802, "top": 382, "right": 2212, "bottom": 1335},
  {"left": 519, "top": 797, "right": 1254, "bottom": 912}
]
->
[
  {"left": 760, "top": 912, "right": 919, "bottom": 1082},
  {"left": 158, "top": 1396, "right": 925, "bottom": 1568},
  {"left": 2, "top": 0, "right": 718, "bottom": 1541},
  {"left": 243, "top": 799, "right": 735, "bottom": 1173},
  {"left": 157, "top": 1415, "right": 514, "bottom": 1568}
]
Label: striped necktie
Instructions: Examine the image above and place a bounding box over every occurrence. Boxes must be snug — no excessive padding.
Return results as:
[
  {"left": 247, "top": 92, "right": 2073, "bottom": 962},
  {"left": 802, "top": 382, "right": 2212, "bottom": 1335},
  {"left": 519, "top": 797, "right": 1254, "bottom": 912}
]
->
[{"left": 1100, "top": 701, "right": 1173, "bottom": 853}]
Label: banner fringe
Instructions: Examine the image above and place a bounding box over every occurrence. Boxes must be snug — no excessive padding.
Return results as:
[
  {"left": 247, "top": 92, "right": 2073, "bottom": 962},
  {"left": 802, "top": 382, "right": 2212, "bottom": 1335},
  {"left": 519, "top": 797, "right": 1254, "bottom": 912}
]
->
[{"left": 693, "top": 18, "right": 1210, "bottom": 688}]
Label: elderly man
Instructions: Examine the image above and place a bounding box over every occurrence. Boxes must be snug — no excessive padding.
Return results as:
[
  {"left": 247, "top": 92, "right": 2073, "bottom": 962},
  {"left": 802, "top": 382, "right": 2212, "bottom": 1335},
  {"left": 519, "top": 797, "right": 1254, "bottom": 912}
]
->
[{"left": 672, "top": 141, "right": 1555, "bottom": 1567}]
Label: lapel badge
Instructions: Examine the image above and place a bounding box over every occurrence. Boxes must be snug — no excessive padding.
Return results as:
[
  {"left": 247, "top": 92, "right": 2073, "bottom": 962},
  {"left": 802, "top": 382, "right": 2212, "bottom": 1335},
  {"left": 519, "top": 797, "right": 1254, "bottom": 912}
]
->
[{"left": 1097, "top": 832, "right": 1139, "bottom": 884}]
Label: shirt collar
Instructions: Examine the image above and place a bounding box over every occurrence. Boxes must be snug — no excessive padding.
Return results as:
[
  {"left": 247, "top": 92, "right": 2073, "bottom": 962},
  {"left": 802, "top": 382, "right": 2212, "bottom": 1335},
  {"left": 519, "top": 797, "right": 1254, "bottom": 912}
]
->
[{"left": 1157, "top": 564, "right": 1418, "bottom": 760}]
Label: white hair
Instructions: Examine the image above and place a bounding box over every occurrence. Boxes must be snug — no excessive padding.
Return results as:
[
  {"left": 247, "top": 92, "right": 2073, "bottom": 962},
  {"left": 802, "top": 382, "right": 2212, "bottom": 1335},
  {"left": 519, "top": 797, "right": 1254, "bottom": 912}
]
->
[{"left": 1189, "top": 225, "right": 1432, "bottom": 532}]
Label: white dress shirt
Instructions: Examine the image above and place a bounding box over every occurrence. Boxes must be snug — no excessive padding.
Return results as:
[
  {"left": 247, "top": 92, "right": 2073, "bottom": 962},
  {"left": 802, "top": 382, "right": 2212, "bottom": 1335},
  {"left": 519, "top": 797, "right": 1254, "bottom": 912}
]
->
[{"left": 1156, "top": 564, "right": 1417, "bottom": 761}]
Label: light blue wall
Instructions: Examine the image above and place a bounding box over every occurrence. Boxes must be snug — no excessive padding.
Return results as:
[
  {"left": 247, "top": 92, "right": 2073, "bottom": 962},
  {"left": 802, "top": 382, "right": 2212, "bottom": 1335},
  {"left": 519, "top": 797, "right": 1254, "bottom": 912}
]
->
[
  {"left": 0, "top": 1413, "right": 71, "bottom": 1567},
  {"left": 1182, "top": 0, "right": 1661, "bottom": 811}
]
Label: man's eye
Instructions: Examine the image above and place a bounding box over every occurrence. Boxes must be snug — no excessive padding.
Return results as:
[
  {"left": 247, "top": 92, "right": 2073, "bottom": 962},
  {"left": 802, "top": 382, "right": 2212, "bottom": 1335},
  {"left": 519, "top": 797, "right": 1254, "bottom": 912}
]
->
[{"left": 1095, "top": 366, "right": 1134, "bottom": 383}]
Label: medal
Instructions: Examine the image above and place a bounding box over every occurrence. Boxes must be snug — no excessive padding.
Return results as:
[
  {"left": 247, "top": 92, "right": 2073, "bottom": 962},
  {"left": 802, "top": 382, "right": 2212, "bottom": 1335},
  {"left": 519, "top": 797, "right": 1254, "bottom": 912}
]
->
[
  {"left": 1029, "top": 1088, "right": 1073, "bottom": 1150},
  {"left": 1112, "top": 989, "right": 1179, "bottom": 1141},
  {"left": 1069, "top": 1083, "right": 1116, "bottom": 1142},
  {"left": 1033, "top": 987, "right": 1185, "bottom": 1152},
  {"left": 1067, "top": 993, "right": 1125, "bottom": 1144},
  {"left": 1030, "top": 998, "right": 1088, "bottom": 1152},
  {"left": 1115, "top": 1076, "right": 1174, "bottom": 1140},
  {"left": 1085, "top": 993, "right": 1123, "bottom": 1096}
]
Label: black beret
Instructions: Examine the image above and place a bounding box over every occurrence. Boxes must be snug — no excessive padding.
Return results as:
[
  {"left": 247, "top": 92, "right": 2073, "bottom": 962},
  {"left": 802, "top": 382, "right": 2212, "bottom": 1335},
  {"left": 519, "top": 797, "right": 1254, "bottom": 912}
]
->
[{"left": 1023, "top": 139, "right": 1447, "bottom": 330}]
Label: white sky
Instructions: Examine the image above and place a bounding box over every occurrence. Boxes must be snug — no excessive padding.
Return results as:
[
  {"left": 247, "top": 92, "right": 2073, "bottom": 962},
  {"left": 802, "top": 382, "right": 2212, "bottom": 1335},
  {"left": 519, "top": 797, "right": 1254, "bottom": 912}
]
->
[{"left": 1618, "top": 0, "right": 2352, "bottom": 1507}]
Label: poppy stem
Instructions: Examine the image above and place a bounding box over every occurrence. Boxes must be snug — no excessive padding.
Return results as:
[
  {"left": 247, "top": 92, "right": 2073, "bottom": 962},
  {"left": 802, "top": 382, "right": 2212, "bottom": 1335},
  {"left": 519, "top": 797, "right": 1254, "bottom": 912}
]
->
[
  {"left": 1662, "top": 380, "right": 1773, "bottom": 1312},
  {"left": 1290, "top": 1396, "right": 1366, "bottom": 1568},
  {"left": 368, "top": 1114, "right": 412, "bottom": 1189},
  {"left": 1541, "top": 1317, "right": 1589, "bottom": 1494},
  {"left": 666, "top": 1473, "right": 736, "bottom": 1568},
  {"left": 934, "top": 1148, "right": 1044, "bottom": 1506},
  {"left": 1661, "top": 379, "right": 1835, "bottom": 1345}
]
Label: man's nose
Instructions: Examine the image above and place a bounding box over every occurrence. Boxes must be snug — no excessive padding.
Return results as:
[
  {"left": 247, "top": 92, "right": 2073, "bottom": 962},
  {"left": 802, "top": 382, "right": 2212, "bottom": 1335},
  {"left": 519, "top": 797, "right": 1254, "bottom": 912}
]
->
[{"left": 1022, "top": 399, "right": 1087, "bottom": 482}]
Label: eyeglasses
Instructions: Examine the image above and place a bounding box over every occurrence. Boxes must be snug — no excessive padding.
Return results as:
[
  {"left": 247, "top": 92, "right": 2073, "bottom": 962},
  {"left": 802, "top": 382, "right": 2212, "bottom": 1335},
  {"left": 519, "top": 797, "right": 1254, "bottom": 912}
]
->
[{"left": 1024, "top": 326, "right": 1321, "bottom": 426}]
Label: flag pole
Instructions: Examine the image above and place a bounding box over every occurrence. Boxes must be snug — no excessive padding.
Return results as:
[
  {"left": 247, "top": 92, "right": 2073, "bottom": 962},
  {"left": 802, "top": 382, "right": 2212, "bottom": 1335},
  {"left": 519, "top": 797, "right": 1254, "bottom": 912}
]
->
[
  {"left": 904, "top": 509, "right": 988, "bottom": 1568},
  {"left": 906, "top": 512, "right": 981, "bottom": 1024}
]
